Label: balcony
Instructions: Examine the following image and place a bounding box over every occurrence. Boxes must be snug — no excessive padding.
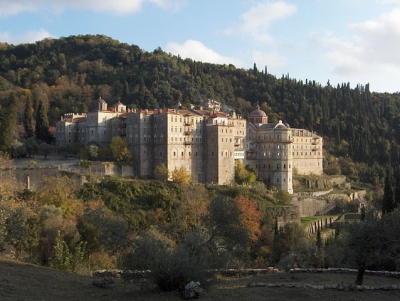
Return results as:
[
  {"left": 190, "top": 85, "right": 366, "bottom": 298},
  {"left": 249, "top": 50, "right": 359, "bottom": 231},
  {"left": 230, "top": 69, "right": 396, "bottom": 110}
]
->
[
  {"left": 184, "top": 130, "right": 193, "bottom": 136},
  {"left": 184, "top": 140, "right": 193, "bottom": 145}
]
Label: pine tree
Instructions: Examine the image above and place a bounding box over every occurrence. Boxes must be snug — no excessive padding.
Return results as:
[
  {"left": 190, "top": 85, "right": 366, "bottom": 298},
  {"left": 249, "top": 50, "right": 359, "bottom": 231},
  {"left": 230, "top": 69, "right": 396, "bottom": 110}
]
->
[
  {"left": 35, "top": 99, "right": 50, "bottom": 143},
  {"left": 23, "top": 96, "right": 35, "bottom": 138}
]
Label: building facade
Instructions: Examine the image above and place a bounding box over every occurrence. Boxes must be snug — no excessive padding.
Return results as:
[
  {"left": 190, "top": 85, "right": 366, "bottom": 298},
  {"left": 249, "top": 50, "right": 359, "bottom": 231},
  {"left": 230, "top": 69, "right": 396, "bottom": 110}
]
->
[
  {"left": 56, "top": 100, "right": 322, "bottom": 192},
  {"left": 245, "top": 106, "right": 323, "bottom": 193}
]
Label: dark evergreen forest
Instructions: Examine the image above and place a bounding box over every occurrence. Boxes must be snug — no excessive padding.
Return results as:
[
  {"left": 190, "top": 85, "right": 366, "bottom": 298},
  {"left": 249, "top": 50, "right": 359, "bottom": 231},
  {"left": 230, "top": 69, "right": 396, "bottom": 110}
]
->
[
  {"left": 2, "top": 35, "right": 400, "bottom": 286},
  {"left": 1, "top": 34, "right": 400, "bottom": 171}
]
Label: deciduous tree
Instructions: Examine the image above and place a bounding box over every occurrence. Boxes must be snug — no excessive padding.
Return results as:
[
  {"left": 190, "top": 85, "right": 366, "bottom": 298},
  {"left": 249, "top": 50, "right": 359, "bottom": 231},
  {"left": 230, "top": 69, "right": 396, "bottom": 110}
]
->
[
  {"left": 110, "top": 136, "right": 132, "bottom": 162},
  {"left": 154, "top": 163, "right": 169, "bottom": 181},
  {"left": 36, "top": 176, "right": 81, "bottom": 217},
  {"left": 171, "top": 167, "right": 190, "bottom": 185},
  {"left": 234, "top": 195, "right": 261, "bottom": 242}
]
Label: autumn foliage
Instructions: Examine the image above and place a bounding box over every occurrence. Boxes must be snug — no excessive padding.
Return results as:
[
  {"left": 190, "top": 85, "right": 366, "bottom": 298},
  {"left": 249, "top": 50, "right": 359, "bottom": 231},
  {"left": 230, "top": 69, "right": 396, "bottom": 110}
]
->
[{"left": 234, "top": 195, "right": 261, "bottom": 242}]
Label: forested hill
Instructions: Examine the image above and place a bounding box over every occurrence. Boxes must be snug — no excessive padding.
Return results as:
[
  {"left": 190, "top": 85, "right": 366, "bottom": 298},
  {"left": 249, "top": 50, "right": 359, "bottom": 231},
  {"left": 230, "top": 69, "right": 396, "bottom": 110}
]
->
[{"left": 1, "top": 34, "right": 400, "bottom": 167}]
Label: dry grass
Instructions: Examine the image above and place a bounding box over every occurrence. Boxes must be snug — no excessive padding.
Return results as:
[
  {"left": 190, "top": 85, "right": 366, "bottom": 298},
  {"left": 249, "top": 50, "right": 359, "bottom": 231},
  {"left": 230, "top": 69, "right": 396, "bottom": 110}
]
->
[{"left": 1, "top": 257, "right": 400, "bottom": 301}]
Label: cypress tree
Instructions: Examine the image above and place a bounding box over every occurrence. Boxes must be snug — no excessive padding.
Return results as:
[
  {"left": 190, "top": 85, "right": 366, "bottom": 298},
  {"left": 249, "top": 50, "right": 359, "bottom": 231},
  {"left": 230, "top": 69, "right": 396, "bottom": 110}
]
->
[
  {"left": 35, "top": 99, "right": 50, "bottom": 143},
  {"left": 394, "top": 165, "right": 400, "bottom": 208},
  {"left": 23, "top": 96, "right": 35, "bottom": 138},
  {"left": 382, "top": 166, "right": 396, "bottom": 215},
  {"left": 0, "top": 92, "right": 18, "bottom": 153}
]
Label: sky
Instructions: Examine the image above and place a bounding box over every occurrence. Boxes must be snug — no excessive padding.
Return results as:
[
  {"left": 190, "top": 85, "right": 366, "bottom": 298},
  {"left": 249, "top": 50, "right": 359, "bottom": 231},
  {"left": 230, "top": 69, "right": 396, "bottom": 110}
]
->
[{"left": 1, "top": 0, "right": 400, "bottom": 93}]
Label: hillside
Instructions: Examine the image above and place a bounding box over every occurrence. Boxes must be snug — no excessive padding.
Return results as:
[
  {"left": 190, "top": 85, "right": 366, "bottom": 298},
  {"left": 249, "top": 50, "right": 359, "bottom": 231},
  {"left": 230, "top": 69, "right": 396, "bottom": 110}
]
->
[
  {"left": 2, "top": 257, "right": 400, "bottom": 301},
  {"left": 1, "top": 34, "right": 400, "bottom": 170}
]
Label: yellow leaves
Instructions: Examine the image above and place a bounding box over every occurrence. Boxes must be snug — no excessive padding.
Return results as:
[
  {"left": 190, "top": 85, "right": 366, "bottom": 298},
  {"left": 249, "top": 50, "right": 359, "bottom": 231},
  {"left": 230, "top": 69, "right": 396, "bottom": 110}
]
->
[
  {"left": 36, "top": 176, "right": 82, "bottom": 218},
  {"left": 171, "top": 167, "right": 191, "bottom": 185}
]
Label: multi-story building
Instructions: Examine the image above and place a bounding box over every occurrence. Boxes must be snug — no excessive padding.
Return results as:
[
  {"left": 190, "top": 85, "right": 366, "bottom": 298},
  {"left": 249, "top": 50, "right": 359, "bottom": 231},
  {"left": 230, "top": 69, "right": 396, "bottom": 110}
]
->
[
  {"left": 56, "top": 98, "right": 245, "bottom": 185},
  {"left": 56, "top": 99, "right": 322, "bottom": 192},
  {"left": 245, "top": 106, "right": 323, "bottom": 193},
  {"left": 56, "top": 97, "right": 127, "bottom": 146}
]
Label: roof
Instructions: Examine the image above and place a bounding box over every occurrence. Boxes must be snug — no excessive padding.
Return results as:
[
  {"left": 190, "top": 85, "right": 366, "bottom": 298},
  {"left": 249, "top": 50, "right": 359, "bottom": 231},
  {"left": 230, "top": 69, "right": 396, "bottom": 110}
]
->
[
  {"left": 249, "top": 105, "right": 267, "bottom": 118},
  {"left": 257, "top": 120, "right": 289, "bottom": 130}
]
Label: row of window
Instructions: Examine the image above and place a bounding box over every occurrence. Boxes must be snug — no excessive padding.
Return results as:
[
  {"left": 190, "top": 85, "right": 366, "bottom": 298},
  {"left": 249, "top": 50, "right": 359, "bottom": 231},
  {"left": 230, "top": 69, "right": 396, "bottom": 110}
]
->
[{"left": 255, "top": 163, "right": 291, "bottom": 170}]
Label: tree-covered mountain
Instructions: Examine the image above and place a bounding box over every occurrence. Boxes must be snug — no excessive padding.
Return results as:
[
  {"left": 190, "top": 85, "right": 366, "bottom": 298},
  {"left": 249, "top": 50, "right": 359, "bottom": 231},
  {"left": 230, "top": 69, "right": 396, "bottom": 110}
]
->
[{"left": 1, "top": 34, "right": 400, "bottom": 170}]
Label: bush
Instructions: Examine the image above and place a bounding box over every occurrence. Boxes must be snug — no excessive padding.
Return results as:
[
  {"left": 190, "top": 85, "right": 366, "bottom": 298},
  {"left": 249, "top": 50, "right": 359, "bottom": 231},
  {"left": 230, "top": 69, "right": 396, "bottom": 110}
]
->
[
  {"left": 123, "top": 228, "right": 210, "bottom": 291},
  {"left": 150, "top": 246, "right": 209, "bottom": 291}
]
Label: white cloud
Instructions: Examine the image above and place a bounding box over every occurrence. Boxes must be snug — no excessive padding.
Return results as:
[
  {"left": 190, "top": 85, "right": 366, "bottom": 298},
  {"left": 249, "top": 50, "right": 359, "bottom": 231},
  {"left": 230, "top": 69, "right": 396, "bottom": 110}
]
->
[
  {"left": 149, "top": 0, "right": 186, "bottom": 12},
  {"left": 165, "top": 40, "right": 245, "bottom": 67},
  {"left": 322, "top": 8, "right": 400, "bottom": 91},
  {"left": 376, "top": 0, "right": 400, "bottom": 4},
  {"left": 0, "top": 0, "right": 184, "bottom": 17},
  {"left": 240, "top": 1, "right": 297, "bottom": 43},
  {"left": 0, "top": 1, "right": 36, "bottom": 17},
  {"left": 320, "top": 7, "right": 400, "bottom": 80},
  {"left": 0, "top": 29, "right": 53, "bottom": 45},
  {"left": 252, "top": 50, "right": 288, "bottom": 71}
]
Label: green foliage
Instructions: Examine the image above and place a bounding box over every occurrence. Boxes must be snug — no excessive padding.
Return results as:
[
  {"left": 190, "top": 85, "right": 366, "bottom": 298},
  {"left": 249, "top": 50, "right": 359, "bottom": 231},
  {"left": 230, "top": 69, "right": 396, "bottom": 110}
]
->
[
  {"left": 235, "top": 160, "right": 257, "bottom": 185},
  {"left": 382, "top": 166, "right": 396, "bottom": 215},
  {"left": 342, "top": 209, "right": 400, "bottom": 285},
  {"left": 0, "top": 34, "right": 399, "bottom": 180},
  {"left": 23, "top": 94, "right": 35, "bottom": 138},
  {"left": 123, "top": 227, "right": 209, "bottom": 291},
  {"left": 0, "top": 92, "right": 18, "bottom": 153},
  {"left": 0, "top": 204, "right": 10, "bottom": 250},
  {"left": 35, "top": 99, "right": 51, "bottom": 143},
  {"left": 78, "top": 160, "right": 92, "bottom": 168},
  {"left": 272, "top": 222, "right": 309, "bottom": 265},
  {"left": 154, "top": 163, "right": 168, "bottom": 181},
  {"left": 86, "top": 143, "right": 99, "bottom": 160},
  {"left": 80, "top": 177, "right": 182, "bottom": 230},
  {"left": 274, "top": 190, "right": 291, "bottom": 205},
  {"left": 51, "top": 230, "right": 87, "bottom": 272},
  {"left": 23, "top": 137, "right": 38, "bottom": 157},
  {"left": 110, "top": 136, "right": 132, "bottom": 162},
  {"left": 38, "top": 142, "right": 51, "bottom": 159}
]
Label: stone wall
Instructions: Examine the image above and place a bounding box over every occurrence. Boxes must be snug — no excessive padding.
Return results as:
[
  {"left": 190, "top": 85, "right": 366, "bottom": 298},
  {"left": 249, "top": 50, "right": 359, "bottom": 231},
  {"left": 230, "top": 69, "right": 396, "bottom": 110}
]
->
[
  {"left": 292, "top": 196, "right": 338, "bottom": 217},
  {"left": 12, "top": 162, "right": 135, "bottom": 189},
  {"left": 14, "top": 167, "right": 62, "bottom": 190}
]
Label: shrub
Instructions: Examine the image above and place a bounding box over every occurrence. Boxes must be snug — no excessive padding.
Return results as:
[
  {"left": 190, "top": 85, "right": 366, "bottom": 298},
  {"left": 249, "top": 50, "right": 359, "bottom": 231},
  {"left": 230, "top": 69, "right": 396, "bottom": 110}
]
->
[{"left": 123, "top": 228, "right": 210, "bottom": 291}]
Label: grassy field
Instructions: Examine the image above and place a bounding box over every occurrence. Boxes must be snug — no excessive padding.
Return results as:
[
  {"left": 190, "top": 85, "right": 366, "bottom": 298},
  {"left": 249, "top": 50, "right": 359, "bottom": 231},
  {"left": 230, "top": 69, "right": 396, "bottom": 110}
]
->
[
  {"left": 300, "top": 215, "right": 338, "bottom": 227},
  {"left": 1, "top": 257, "right": 400, "bottom": 301}
]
